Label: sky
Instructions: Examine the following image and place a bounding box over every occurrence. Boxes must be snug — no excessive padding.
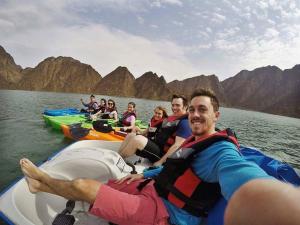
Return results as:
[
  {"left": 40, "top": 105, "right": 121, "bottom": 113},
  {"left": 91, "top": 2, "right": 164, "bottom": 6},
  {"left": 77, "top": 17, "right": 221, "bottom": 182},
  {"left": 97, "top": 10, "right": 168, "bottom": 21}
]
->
[{"left": 1, "top": 0, "right": 300, "bottom": 82}]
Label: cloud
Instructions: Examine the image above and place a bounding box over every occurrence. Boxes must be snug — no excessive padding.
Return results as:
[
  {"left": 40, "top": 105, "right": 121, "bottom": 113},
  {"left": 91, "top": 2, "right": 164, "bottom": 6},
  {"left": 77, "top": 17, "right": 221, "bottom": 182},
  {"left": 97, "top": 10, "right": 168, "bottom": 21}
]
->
[
  {"left": 1, "top": 0, "right": 300, "bottom": 82},
  {"left": 264, "top": 28, "right": 279, "bottom": 38},
  {"left": 137, "top": 16, "right": 145, "bottom": 24},
  {"left": 2, "top": 22, "right": 198, "bottom": 82},
  {"left": 239, "top": 34, "right": 300, "bottom": 72},
  {"left": 172, "top": 20, "right": 184, "bottom": 26},
  {"left": 217, "top": 27, "right": 240, "bottom": 39},
  {"left": 256, "top": 1, "right": 268, "bottom": 9},
  {"left": 69, "top": 0, "right": 148, "bottom": 13},
  {"left": 162, "top": 0, "right": 182, "bottom": 6},
  {"left": 211, "top": 13, "right": 226, "bottom": 24},
  {"left": 150, "top": 24, "right": 159, "bottom": 29},
  {"left": 150, "top": 0, "right": 182, "bottom": 8}
]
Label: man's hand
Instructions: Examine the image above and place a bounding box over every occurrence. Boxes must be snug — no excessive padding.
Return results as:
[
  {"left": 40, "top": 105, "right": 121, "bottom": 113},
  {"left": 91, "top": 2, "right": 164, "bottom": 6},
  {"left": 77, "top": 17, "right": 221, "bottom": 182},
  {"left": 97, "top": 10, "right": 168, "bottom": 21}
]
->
[{"left": 115, "top": 173, "right": 144, "bottom": 184}]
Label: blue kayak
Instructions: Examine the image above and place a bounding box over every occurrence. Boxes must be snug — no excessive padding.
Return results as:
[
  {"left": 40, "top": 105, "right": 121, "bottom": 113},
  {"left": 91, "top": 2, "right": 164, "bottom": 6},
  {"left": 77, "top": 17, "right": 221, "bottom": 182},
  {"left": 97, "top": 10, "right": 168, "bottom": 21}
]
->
[{"left": 43, "top": 108, "right": 83, "bottom": 116}]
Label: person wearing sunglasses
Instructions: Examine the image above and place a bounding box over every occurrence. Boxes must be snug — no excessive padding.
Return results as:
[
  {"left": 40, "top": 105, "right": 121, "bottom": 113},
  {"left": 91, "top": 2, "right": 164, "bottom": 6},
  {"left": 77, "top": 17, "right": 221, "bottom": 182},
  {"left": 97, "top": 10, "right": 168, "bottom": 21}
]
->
[{"left": 101, "top": 99, "right": 118, "bottom": 122}]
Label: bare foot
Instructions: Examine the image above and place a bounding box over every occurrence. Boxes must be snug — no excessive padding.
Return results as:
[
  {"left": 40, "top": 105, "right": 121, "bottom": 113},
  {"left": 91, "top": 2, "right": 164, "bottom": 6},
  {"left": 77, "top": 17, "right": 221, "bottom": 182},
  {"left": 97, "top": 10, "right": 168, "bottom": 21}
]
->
[
  {"left": 20, "top": 158, "right": 46, "bottom": 181},
  {"left": 25, "top": 177, "right": 40, "bottom": 193}
]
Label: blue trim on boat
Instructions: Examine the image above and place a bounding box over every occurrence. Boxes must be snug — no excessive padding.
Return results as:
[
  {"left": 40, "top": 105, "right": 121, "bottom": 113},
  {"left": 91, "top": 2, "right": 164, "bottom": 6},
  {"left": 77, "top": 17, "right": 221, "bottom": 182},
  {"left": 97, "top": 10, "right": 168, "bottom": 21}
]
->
[{"left": 0, "top": 211, "right": 14, "bottom": 225}]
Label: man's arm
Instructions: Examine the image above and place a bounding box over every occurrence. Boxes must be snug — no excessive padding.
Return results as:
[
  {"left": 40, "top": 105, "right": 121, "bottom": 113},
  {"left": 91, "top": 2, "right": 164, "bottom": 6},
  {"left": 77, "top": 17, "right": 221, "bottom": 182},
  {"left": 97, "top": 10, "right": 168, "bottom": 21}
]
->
[
  {"left": 153, "top": 136, "right": 185, "bottom": 166},
  {"left": 153, "top": 119, "right": 191, "bottom": 166},
  {"left": 81, "top": 99, "right": 89, "bottom": 107},
  {"left": 225, "top": 179, "right": 300, "bottom": 225}
]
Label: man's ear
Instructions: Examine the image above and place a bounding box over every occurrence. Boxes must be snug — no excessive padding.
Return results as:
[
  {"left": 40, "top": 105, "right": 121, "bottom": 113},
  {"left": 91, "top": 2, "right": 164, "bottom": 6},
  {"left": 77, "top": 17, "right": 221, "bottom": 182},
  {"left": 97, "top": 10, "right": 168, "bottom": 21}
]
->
[{"left": 214, "top": 111, "right": 220, "bottom": 122}]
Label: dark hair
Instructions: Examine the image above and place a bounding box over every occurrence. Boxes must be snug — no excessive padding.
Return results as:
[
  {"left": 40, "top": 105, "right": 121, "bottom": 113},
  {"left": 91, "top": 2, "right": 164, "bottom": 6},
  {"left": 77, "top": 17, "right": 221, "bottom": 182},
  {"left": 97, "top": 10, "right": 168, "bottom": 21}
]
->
[
  {"left": 107, "top": 99, "right": 117, "bottom": 111},
  {"left": 128, "top": 102, "right": 136, "bottom": 108},
  {"left": 90, "top": 94, "right": 95, "bottom": 98},
  {"left": 190, "top": 88, "right": 219, "bottom": 112},
  {"left": 172, "top": 94, "right": 188, "bottom": 108},
  {"left": 100, "top": 98, "right": 106, "bottom": 105},
  {"left": 155, "top": 106, "right": 168, "bottom": 118}
]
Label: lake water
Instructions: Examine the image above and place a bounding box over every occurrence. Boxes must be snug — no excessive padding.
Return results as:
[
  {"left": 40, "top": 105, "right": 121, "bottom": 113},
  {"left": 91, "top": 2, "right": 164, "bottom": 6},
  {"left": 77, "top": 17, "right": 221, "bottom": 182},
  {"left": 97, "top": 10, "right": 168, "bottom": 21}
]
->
[{"left": 0, "top": 89, "right": 300, "bottom": 195}]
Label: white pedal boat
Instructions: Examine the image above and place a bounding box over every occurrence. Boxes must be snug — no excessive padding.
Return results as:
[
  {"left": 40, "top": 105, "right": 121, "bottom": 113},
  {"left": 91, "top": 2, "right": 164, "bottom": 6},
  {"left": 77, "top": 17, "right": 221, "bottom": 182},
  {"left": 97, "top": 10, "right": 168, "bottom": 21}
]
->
[
  {"left": 2, "top": 141, "right": 300, "bottom": 225},
  {"left": 0, "top": 140, "right": 149, "bottom": 225}
]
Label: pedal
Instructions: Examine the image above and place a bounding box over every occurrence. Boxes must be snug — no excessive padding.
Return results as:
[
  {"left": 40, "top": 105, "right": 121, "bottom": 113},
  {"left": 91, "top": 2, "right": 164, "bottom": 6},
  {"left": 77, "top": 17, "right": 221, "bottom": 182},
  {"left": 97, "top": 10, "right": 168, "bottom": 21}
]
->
[
  {"left": 52, "top": 214, "right": 75, "bottom": 225},
  {"left": 52, "top": 200, "right": 76, "bottom": 225}
]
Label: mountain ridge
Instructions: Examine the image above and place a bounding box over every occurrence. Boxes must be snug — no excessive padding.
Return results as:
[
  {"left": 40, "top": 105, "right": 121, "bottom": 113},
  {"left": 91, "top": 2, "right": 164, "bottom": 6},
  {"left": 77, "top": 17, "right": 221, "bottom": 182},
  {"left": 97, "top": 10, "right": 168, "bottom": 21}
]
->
[{"left": 0, "top": 45, "right": 299, "bottom": 118}]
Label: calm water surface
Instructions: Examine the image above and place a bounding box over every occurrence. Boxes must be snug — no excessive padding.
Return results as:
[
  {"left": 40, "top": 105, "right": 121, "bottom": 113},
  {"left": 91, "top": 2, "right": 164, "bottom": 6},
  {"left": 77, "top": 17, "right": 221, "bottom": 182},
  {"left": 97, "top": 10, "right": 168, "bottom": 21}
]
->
[{"left": 0, "top": 89, "right": 300, "bottom": 194}]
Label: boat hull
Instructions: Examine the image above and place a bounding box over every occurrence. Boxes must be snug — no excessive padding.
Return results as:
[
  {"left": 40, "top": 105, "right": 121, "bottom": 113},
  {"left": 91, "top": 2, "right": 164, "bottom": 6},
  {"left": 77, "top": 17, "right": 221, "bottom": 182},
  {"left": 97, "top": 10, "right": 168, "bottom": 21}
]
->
[{"left": 0, "top": 140, "right": 147, "bottom": 225}]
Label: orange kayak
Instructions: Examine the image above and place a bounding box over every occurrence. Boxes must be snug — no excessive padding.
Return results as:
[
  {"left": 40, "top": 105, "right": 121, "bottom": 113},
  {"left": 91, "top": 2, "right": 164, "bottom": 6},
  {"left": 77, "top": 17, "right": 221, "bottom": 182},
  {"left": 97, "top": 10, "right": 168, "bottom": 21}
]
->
[{"left": 61, "top": 124, "right": 125, "bottom": 141}]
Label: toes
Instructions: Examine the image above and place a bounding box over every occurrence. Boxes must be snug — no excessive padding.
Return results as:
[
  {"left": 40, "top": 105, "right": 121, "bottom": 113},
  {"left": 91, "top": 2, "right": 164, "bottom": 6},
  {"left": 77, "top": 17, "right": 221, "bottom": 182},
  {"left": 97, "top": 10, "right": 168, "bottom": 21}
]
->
[{"left": 20, "top": 158, "right": 25, "bottom": 166}]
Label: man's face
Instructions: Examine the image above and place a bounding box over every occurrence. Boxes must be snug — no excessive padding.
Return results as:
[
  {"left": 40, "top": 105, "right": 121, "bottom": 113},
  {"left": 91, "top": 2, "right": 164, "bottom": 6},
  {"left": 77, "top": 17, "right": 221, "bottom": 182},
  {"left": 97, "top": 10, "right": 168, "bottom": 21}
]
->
[
  {"left": 188, "top": 96, "right": 219, "bottom": 137},
  {"left": 171, "top": 98, "right": 186, "bottom": 116}
]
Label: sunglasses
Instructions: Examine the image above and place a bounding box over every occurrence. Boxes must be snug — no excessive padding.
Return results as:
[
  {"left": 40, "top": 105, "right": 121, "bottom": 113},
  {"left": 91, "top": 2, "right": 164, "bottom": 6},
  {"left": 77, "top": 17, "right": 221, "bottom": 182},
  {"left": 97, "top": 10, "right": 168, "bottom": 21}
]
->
[{"left": 108, "top": 102, "right": 114, "bottom": 105}]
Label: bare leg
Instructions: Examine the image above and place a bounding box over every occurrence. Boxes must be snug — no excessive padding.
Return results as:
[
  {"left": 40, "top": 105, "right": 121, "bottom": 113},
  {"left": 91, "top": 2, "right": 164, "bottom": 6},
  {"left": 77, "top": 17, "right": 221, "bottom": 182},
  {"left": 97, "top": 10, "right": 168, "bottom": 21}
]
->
[
  {"left": 20, "top": 158, "right": 101, "bottom": 204},
  {"left": 119, "top": 135, "right": 148, "bottom": 158},
  {"left": 225, "top": 179, "right": 300, "bottom": 225},
  {"left": 25, "top": 177, "right": 56, "bottom": 194},
  {"left": 118, "top": 133, "right": 136, "bottom": 154}
]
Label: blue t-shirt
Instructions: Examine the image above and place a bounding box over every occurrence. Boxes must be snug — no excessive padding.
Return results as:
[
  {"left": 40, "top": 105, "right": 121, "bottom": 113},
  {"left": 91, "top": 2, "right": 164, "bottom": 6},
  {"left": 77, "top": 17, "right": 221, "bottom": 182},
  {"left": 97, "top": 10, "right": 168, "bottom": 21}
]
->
[
  {"left": 143, "top": 141, "right": 271, "bottom": 225},
  {"left": 176, "top": 118, "right": 192, "bottom": 138}
]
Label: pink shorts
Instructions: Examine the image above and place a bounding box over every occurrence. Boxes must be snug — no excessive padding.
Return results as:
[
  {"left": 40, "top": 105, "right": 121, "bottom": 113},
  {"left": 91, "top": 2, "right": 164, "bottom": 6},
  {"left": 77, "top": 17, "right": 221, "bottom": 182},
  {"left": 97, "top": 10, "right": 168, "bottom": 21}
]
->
[{"left": 89, "top": 179, "right": 169, "bottom": 225}]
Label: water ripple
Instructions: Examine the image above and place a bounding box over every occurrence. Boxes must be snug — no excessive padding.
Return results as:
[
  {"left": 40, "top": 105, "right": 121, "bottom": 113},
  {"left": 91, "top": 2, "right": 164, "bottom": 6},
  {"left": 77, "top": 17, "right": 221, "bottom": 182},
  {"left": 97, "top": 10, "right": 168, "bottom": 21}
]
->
[{"left": 1, "top": 90, "right": 300, "bottom": 192}]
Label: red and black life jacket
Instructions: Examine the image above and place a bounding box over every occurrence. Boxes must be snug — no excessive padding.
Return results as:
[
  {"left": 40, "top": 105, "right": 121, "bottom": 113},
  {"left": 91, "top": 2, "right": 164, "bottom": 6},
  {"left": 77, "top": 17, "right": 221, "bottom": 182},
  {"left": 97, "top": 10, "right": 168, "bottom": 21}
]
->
[
  {"left": 121, "top": 111, "right": 137, "bottom": 126},
  {"left": 147, "top": 117, "right": 164, "bottom": 141},
  {"left": 88, "top": 102, "right": 99, "bottom": 114},
  {"left": 154, "top": 114, "right": 188, "bottom": 152},
  {"left": 98, "top": 105, "right": 106, "bottom": 113},
  {"left": 153, "top": 128, "right": 239, "bottom": 217},
  {"left": 101, "top": 107, "right": 117, "bottom": 119}
]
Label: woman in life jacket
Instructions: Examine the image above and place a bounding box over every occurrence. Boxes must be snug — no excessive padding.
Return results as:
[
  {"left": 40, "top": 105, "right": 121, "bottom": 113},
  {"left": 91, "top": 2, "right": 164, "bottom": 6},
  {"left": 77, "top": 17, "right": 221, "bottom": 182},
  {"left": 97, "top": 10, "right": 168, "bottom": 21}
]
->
[
  {"left": 134, "top": 106, "right": 168, "bottom": 137},
  {"left": 119, "top": 102, "right": 137, "bottom": 132},
  {"left": 90, "top": 98, "right": 107, "bottom": 120},
  {"left": 118, "top": 105, "right": 169, "bottom": 158},
  {"left": 101, "top": 99, "right": 118, "bottom": 122},
  {"left": 91, "top": 99, "right": 118, "bottom": 122},
  {"left": 98, "top": 98, "right": 107, "bottom": 113}
]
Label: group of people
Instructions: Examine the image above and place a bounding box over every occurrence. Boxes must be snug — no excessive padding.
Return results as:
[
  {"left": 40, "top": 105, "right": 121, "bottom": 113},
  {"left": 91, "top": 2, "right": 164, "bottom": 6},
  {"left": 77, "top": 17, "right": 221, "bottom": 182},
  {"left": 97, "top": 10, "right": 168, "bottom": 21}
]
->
[
  {"left": 81, "top": 94, "right": 137, "bottom": 131},
  {"left": 20, "top": 89, "right": 300, "bottom": 225},
  {"left": 80, "top": 95, "right": 106, "bottom": 114}
]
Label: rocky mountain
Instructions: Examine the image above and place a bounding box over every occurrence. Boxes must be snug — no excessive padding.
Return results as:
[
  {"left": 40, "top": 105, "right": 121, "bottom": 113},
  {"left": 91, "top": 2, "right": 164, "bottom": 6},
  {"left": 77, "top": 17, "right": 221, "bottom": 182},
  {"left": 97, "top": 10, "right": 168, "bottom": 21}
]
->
[
  {"left": 167, "top": 75, "right": 228, "bottom": 105},
  {"left": 0, "top": 45, "right": 299, "bottom": 118},
  {"left": 135, "top": 72, "right": 172, "bottom": 101},
  {"left": 93, "top": 66, "right": 135, "bottom": 97},
  {"left": 18, "top": 56, "right": 102, "bottom": 93},
  {"left": 0, "top": 46, "right": 23, "bottom": 89},
  {"left": 221, "top": 65, "right": 300, "bottom": 118}
]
